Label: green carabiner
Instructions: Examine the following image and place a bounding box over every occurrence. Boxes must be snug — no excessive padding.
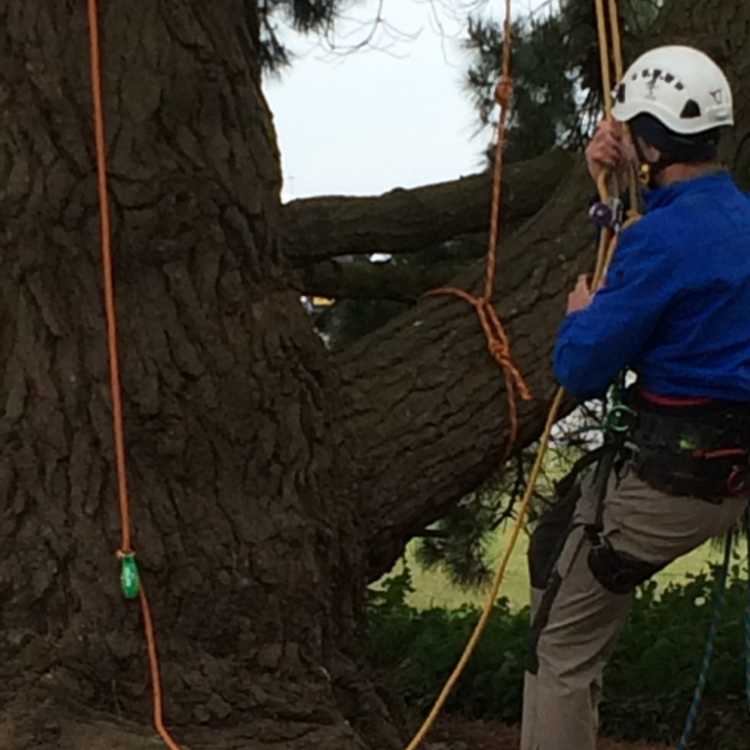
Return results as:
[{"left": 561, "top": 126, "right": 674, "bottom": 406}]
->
[
  {"left": 119, "top": 553, "right": 141, "bottom": 600},
  {"left": 606, "top": 404, "right": 637, "bottom": 434}
]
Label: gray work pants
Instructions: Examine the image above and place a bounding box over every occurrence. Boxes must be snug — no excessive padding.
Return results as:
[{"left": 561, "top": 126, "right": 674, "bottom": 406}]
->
[{"left": 520, "top": 468, "right": 748, "bottom": 750}]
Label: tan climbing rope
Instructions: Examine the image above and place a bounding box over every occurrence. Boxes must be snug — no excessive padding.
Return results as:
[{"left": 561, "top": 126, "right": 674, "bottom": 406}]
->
[
  {"left": 403, "top": 2, "right": 638, "bottom": 748},
  {"left": 87, "top": 1, "right": 181, "bottom": 748}
]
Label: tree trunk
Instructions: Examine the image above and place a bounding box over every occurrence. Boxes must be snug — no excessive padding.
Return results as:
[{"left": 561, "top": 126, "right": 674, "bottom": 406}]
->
[
  {"left": 0, "top": 1, "right": 748, "bottom": 749},
  {"left": 0, "top": 3, "right": 392, "bottom": 749}
]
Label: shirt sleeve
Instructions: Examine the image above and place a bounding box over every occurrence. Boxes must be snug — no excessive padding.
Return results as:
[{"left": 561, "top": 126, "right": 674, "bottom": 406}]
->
[{"left": 553, "top": 218, "right": 676, "bottom": 400}]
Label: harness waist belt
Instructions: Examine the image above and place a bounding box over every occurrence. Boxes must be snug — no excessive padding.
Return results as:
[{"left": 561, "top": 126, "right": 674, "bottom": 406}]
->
[{"left": 627, "top": 391, "right": 750, "bottom": 501}]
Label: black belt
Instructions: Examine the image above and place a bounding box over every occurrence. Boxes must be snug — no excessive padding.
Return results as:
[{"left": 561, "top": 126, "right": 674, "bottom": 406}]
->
[{"left": 627, "top": 395, "right": 750, "bottom": 501}]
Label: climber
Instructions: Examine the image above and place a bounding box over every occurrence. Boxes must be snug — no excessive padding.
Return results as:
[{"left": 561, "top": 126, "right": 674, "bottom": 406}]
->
[{"left": 521, "top": 45, "right": 750, "bottom": 750}]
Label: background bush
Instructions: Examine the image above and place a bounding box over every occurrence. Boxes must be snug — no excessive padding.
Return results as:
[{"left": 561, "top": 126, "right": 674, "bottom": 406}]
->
[{"left": 367, "top": 559, "right": 750, "bottom": 747}]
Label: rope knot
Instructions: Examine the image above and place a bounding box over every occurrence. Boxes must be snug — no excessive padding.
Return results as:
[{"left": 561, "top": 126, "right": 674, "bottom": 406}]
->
[
  {"left": 494, "top": 75, "right": 513, "bottom": 109},
  {"left": 488, "top": 338, "right": 511, "bottom": 365},
  {"left": 488, "top": 339, "right": 532, "bottom": 401}
]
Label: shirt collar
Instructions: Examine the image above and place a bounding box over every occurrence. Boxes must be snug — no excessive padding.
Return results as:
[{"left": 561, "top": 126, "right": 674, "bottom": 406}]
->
[{"left": 644, "top": 170, "right": 733, "bottom": 212}]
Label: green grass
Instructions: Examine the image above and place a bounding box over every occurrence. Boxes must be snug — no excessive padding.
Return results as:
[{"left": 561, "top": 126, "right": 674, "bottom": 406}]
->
[{"left": 388, "top": 527, "right": 725, "bottom": 611}]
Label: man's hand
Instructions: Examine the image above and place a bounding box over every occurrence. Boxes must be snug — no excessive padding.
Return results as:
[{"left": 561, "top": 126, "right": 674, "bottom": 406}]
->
[
  {"left": 567, "top": 274, "right": 593, "bottom": 314},
  {"left": 586, "top": 119, "right": 635, "bottom": 185}
]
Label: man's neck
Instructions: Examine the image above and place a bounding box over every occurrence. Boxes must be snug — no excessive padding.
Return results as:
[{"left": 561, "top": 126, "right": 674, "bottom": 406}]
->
[{"left": 654, "top": 162, "right": 723, "bottom": 188}]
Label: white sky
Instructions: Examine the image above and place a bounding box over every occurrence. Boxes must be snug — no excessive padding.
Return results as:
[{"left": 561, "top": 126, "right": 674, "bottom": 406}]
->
[{"left": 265, "top": 0, "right": 549, "bottom": 201}]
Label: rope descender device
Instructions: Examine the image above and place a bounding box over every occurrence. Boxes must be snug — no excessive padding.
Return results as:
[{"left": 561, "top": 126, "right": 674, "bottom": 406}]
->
[{"left": 589, "top": 196, "right": 625, "bottom": 232}]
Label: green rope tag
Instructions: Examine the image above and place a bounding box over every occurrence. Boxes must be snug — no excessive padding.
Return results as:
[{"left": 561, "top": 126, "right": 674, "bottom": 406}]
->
[{"left": 119, "top": 553, "right": 141, "bottom": 600}]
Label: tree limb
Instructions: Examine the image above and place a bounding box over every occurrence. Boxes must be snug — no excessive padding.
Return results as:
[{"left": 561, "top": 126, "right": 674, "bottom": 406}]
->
[
  {"left": 282, "top": 149, "right": 575, "bottom": 265},
  {"left": 297, "top": 257, "right": 473, "bottom": 302}
]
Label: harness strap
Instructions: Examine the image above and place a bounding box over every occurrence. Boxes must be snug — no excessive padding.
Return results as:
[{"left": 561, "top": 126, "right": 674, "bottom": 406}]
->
[{"left": 640, "top": 390, "right": 714, "bottom": 408}]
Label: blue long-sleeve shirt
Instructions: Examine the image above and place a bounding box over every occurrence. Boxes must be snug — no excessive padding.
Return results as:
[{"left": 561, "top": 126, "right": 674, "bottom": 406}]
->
[{"left": 554, "top": 171, "right": 750, "bottom": 401}]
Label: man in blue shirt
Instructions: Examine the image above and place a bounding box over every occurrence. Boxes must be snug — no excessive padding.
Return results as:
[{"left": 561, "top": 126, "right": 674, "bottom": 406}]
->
[{"left": 521, "top": 46, "right": 750, "bottom": 750}]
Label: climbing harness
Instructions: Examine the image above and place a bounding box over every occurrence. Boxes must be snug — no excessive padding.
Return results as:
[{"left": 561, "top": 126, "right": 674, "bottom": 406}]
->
[
  {"left": 582, "top": 386, "right": 668, "bottom": 596},
  {"left": 86, "top": 1, "right": 181, "bottom": 748},
  {"left": 630, "top": 397, "right": 750, "bottom": 501},
  {"left": 402, "top": 1, "right": 636, "bottom": 748},
  {"left": 579, "top": 386, "right": 750, "bottom": 737}
]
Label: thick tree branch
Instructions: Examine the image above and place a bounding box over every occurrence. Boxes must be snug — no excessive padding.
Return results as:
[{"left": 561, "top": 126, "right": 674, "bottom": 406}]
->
[
  {"left": 282, "top": 149, "right": 575, "bottom": 265},
  {"left": 298, "top": 257, "right": 472, "bottom": 302}
]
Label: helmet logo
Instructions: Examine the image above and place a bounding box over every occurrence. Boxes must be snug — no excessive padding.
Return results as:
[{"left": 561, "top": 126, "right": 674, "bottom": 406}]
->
[
  {"left": 710, "top": 89, "right": 724, "bottom": 104},
  {"left": 646, "top": 70, "right": 662, "bottom": 101}
]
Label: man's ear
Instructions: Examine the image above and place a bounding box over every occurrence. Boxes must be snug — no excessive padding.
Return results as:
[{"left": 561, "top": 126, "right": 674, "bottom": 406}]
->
[{"left": 636, "top": 137, "right": 661, "bottom": 164}]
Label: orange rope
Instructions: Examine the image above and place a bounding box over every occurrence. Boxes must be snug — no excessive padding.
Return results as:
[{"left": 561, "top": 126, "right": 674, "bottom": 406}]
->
[
  {"left": 86, "top": 2, "right": 181, "bottom": 748},
  {"left": 87, "top": 0, "right": 131, "bottom": 558},
  {"left": 139, "top": 585, "right": 181, "bottom": 750},
  {"left": 427, "top": 0, "right": 532, "bottom": 454}
]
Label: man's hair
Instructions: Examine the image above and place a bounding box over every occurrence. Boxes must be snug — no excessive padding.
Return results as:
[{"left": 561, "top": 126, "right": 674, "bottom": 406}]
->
[{"left": 630, "top": 113, "right": 721, "bottom": 165}]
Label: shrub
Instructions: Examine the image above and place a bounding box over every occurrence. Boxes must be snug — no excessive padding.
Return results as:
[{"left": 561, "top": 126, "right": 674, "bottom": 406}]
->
[{"left": 367, "top": 560, "right": 750, "bottom": 746}]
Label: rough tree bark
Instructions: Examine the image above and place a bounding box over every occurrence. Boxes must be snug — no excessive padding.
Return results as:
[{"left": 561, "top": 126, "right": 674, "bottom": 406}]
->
[
  {"left": 0, "top": 4, "right": 383, "bottom": 749},
  {"left": 281, "top": 149, "right": 575, "bottom": 264},
  {"left": 0, "top": 1, "right": 748, "bottom": 749}
]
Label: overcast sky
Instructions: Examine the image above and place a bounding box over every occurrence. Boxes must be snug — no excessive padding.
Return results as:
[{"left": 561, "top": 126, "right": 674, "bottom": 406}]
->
[{"left": 265, "top": 0, "right": 548, "bottom": 201}]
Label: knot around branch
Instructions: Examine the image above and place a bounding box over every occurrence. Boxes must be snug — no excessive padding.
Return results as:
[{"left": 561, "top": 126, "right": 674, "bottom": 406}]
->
[{"left": 425, "top": 286, "right": 533, "bottom": 454}]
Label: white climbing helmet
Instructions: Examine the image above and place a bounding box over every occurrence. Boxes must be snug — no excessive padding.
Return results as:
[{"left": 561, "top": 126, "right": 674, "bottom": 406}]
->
[{"left": 612, "top": 45, "right": 734, "bottom": 135}]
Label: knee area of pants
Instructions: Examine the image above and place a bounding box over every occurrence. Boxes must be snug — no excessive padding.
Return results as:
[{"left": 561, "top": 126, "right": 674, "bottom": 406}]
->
[{"left": 536, "top": 650, "right": 594, "bottom": 692}]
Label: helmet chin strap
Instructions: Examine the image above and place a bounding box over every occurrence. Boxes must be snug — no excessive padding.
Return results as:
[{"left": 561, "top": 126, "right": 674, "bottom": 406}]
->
[{"left": 633, "top": 138, "right": 671, "bottom": 189}]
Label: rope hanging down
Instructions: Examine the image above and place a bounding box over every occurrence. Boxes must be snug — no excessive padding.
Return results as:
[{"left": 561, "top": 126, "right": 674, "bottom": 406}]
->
[
  {"left": 676, "top": 532, "right": 734, "bottom": 750},
  {"left": 676, "top": 511, "right": 750, "bottom": 750},
  {"left": 86, "top": 2, "right": 181, "bottom": 748},
  {"left": 402, "top": 2, "right": 634, "bottom": 748},
  {"left": 427, "top": 0, "right": 531, "bottom": 456},
  {"left": 593, "top": 0, "right": 640, "bottom": 283}
]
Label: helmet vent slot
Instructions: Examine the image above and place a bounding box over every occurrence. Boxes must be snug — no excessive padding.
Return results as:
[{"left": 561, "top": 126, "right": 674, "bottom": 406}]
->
[{"left": 680, "top": 100, "right": 701, "bottom": 119}]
